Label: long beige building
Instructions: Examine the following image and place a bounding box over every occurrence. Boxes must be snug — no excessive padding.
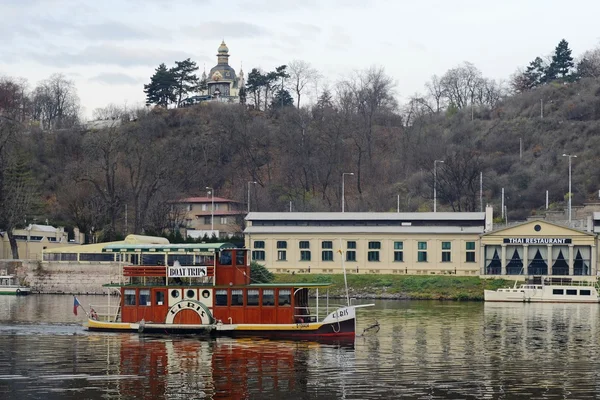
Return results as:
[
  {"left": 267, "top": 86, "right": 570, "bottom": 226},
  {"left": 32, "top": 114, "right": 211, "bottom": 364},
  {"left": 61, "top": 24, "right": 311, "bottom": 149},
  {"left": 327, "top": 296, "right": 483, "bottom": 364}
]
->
[{"left": 244, "top": 207, "right": 494, "bottom": 276}]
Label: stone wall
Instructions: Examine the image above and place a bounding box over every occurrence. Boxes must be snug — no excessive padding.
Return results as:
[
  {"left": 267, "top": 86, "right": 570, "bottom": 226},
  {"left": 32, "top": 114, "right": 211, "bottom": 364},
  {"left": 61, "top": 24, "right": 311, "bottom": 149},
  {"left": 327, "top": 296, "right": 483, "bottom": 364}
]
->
[{"left": 4, "top": 260, "right": 122, "bottom": 295}]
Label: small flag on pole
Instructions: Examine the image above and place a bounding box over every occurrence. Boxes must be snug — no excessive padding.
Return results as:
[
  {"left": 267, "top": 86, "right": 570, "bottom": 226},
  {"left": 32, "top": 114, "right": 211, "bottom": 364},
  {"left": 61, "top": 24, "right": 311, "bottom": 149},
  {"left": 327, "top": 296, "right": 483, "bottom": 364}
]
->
[{"left": 73, "top": 296, "right": 81, "bottom": 316}]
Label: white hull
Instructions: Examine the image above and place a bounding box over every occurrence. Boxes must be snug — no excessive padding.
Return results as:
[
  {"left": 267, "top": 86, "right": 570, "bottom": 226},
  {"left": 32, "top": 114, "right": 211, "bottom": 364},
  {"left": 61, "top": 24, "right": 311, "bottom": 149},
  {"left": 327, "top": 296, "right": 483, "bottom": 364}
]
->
[
  {"left": 0, "top": 286, "right": 31, "bottom": 295},
  {"left": 485, "top": 284, "right": 600, "bottom": 303}
]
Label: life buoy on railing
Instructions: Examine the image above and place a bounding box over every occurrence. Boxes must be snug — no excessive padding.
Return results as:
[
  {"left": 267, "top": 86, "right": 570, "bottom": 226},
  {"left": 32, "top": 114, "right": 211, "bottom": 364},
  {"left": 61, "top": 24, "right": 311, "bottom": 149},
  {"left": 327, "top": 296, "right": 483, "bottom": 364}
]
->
[{"left": 16, "top": 289, "right": 21, "bottom": 295}]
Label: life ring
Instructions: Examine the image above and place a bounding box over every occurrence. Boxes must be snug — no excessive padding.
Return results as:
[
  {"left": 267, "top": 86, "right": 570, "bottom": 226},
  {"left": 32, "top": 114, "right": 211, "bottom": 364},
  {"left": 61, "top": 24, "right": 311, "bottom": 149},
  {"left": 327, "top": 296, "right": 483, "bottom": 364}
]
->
[{"left": 16, "top": 289, "right": 21, "bottom": 295}]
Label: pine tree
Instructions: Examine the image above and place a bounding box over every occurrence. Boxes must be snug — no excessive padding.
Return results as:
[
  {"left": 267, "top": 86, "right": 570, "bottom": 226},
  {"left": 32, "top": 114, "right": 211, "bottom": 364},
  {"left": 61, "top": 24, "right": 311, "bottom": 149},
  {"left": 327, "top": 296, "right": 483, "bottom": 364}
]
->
[
  {"left": 547, "top": 39, "right": 574, "bottom": 81},
  {"left": 271, "top": 89, "right": 294, "bottom": 109},
  {"left": 524, "top": 57, "right": 547, "bottom": 87},
  {"left": 171, "top": 58, "right": 199, "bottom": 105},
  {"left": 144, "top": 63, "right": 177, "bottom": 107}
]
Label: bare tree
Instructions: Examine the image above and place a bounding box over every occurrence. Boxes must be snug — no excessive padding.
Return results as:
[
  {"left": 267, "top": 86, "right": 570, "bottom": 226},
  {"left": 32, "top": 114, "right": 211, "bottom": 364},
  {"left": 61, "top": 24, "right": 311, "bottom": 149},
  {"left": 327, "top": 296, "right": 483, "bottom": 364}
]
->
[
  {"left": 287, "top": 60, "right": 320, "bottom": 108},
  {"left": 425, "top": 75, "right": 447, "bottom": 112},
  {"left": 32, "top": 73, "right": 80, "bottom": 130},
  {"left": 577, "top": 46, "right": 600, "bottom": 79},
  {"left": 440, "top": 62, "right": 483, "bottom": 109}
]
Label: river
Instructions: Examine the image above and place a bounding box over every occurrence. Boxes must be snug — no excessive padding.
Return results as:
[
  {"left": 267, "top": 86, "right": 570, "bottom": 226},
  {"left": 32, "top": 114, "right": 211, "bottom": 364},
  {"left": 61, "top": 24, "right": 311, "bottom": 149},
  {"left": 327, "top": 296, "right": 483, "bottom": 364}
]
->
[{"left": 0, "top": 295, "right": 599, "bottom": 399}]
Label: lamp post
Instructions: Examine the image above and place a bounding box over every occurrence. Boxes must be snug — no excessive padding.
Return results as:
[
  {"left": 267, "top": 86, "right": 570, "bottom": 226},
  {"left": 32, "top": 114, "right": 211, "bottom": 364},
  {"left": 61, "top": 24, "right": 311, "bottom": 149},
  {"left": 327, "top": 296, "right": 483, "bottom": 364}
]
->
[
  {"left": 342, "top": 172, "right": 354, "bottom": 212},
  {"left": 562, "top": 154, "right": 577, "bottom": 223},
  {"left": 206, "top": 186, "right": 214, "bottom": 231},
  {"left": 247, "top": 181, "right": 257, "bottom": 213},
  {"left": 434, "top": 160, "right": 444, "bottom": 213}
]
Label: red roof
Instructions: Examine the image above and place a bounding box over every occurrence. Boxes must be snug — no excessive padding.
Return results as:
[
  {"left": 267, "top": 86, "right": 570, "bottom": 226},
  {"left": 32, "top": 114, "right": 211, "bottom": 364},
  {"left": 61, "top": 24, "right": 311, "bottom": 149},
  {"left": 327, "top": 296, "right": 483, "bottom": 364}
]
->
[{"left": 195, "top": 210, "right": 245, "bottom": 216}]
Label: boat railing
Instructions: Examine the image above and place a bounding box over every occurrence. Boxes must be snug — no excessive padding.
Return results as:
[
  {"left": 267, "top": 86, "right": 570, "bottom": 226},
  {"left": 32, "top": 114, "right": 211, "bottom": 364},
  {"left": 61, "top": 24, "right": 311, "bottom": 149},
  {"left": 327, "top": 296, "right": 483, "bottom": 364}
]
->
[
  {"left": 89, "top": 304, "right": 120, "bottom": 323},
  {"left": 294, "top": 304, "right": 348, "bottom": 323},
  {"left": 541, "top": 277, "right": 597, "bottom": 287}
]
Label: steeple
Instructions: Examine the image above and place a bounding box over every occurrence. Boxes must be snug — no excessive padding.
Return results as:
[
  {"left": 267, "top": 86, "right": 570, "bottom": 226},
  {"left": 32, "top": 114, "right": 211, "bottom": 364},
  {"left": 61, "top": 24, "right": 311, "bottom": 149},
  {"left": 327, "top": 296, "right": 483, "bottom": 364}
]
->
[{"left": 217, "top": 40, "right": 230, "bottom": 65}]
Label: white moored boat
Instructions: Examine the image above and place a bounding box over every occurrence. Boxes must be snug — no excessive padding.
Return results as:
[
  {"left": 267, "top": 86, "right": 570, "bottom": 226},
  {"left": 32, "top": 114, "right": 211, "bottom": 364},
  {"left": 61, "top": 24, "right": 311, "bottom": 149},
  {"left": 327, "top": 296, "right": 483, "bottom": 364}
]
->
[
  {"left": 484, "top": 276, "right": 600, "bottom": 303},
  {"left": 0, "top": 275, "right": 31, "bottom": 296}
]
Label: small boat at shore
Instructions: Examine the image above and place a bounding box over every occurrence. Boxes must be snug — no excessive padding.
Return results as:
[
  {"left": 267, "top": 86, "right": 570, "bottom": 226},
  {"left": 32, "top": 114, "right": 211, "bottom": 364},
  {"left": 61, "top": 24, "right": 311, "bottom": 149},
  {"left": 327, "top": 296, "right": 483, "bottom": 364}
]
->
[
  {"left": 0, "top": 275, "right": 31, "bottom": 295},
  {"left": 484, "top": 276, "right": 600, "bottom": 303},
  {"left": 85, "top": 244, "right": 373, "bottom": 340}
]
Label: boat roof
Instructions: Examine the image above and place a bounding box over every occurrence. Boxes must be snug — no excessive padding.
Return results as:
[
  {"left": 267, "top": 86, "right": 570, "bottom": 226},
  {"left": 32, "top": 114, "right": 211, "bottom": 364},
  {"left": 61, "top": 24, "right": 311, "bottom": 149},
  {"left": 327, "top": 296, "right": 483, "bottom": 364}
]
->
[
  {"left": 0, "top": 275, "right": 15, "bottom": 279},
  {"left": 103, "top": 282, "right": 332, "bottom": 288},
  {"left": 102, "top": 243, "right": 237, "bottom": 252}
]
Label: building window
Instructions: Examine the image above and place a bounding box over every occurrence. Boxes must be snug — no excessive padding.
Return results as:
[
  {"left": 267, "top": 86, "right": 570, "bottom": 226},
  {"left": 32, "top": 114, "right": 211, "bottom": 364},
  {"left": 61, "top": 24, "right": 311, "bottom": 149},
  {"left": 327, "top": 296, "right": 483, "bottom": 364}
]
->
[
  {"left": 254, "top": 241, "right": 265, "bottom": 249},
  {"left": 263, "top": 289, "right": 275, "bottom": 306},
  {"left": 247, "top": 289, "right": 259, "bottom": 306},
  {"left": 368, "top": 251, "right": 380, "bottom": 262},
  {"left": 202, "top": 204, "right": 208, "bottom": 211},
  {"left": 418, "top": 242, "right": 427, "bottom": 262},
  {"left": 204, "top": 216, "right": 212, "bottom": 225},
  {"left": 442, "top": 242, "right": 451, "bottom": 262},
  {"left": 277, "top": 250, "right": 287, "bottom": 261},
  {"left": 300, "top": 251, "right": 311, "bottom": 261},
  {"left": 220, "top": 217, "right": 228, "bottom": 224},
  {"left": 466, "top": 242, "right": 476, "bottom": 262},
  {"left": 322, "top": 251, "right": 333, "bottom": 261},
  {"left": 187, "top": 205, "right": 192, "bottom": 211},
  {"left": 347, "top": 241, "right": 356, "bottom": 249},
  {"left": 299, "top": 241, "right": 310, "bottom": 249},
  {"left": 252, "top": 251, "right": 265, "bottom": 261},
  {"left": 368, "top": 241, "right": 381, "bottom": 249},
  {"left": 277, "top": 241, "right": 287, "bottom": 249},
  {"left": 394, "top": 242, "right": 403, "bottom": 262},
  {"left": 346, "top": 251, "right": 356, "bottom": 262},
  {"left": 322, "top": 241, "right": 333, "bottom": 249}
]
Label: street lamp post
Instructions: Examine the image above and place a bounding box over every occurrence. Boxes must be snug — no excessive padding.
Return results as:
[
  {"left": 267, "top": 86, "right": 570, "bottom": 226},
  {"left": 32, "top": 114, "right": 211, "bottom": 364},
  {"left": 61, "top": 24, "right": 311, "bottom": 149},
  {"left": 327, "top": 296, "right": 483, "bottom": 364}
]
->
[
  {"left": 434, "top": 160, "right": 444, "bottom": 213},
  {"left": 342, "top": 172, "right": 354, "bottom": 212},
  {"left": 562, "top": 154, "right": 577, "bottom": 223},
  {"left": 206, "top": 186, "right": 214, "bottom": 231},
  {"left": 247, "top": 181, "right": 257, "bottom": 213}
]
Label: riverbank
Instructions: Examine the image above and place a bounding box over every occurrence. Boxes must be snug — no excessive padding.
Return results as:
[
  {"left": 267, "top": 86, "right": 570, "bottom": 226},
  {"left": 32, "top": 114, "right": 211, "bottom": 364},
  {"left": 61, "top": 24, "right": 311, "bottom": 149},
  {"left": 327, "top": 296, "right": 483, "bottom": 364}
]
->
[{"left": 273, "top": 274, "right": 511, "bottom": 301}]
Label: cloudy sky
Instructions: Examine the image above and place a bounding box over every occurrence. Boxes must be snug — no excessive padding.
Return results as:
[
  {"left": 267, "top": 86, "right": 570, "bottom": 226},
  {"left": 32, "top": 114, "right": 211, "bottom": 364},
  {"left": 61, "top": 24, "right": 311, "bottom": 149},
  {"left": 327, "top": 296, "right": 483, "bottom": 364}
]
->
[{"left": 2, "top": 0, "right": 599, "bottom": 118}]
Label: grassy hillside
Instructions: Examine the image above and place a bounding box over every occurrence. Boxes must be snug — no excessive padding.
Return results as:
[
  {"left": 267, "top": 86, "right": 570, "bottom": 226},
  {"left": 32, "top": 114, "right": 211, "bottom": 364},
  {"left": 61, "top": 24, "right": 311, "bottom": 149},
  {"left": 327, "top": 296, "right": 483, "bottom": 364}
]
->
[{"left": 273, "top": 274, "right": 511, "bottom": 301}]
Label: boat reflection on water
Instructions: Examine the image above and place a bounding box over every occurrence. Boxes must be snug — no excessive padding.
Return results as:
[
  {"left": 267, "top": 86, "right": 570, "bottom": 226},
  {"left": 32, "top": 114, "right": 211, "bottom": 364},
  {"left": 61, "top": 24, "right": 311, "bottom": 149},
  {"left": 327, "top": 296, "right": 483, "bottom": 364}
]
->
[{"left": 115, "top": 335, "right": 355, "bottom": 399}]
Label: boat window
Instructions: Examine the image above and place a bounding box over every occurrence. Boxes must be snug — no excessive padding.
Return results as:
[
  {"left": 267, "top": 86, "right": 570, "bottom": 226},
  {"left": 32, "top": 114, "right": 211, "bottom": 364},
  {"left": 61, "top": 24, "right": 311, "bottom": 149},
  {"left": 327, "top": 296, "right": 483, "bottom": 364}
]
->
[
  {"left": 219, "top": 251, "right": 232, "bottom": 265},
  {"left": 513, "top": 290, "right": 518, "bottom": 292},
  {"left": 553, "top": 289, "right": 564, "bottom": 295},
  {"left": 155, "top": 291, "right": 165, "bottom": 306},
  {"left": 167, "top": 254, "right": 194, "bottom": 266},
  {"left": 124, "top": 289, "right": 136, "bottom": 306},
  {"left": 235, "top": 251, "right": 245, "bottom": 266},
  {"left": 231, "top": 289, "right": 244, "bottom": 306},
  {"left": 139, "top": 289, "right": 151, "bottom": 306},
  {"left": 247, "top": 289, "right": 259, "bottom": 306},
  {"left": 278, "top": 289, "right": 291, "bottom": 306},
  {"left": 580, "top": 290, "right": 591, "bottom": 296},
  {"left": 566, "top": 289, "right": 577, "bottom": 295},
  {"left": 537, "top": 286, "right": 542, "bottom": 289},
  {"left": 215, "top": 289, "right": 228, "bottom": 306},
  {"left": 186, "top": 289, "right": 196, "bottom": 299},
  {"left": 171, "top": 289, "right": 180, "bottom": 299},
  {"left": 262, "top": 289, "right": 275, "bottom": 306}
]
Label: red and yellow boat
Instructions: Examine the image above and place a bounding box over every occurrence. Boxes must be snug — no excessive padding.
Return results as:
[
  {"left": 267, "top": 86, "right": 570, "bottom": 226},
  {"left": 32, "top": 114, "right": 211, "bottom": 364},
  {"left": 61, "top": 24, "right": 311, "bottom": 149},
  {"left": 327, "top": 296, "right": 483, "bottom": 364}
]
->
[{"left": 87, "top": 244, "right": 372, "bottom": 340}]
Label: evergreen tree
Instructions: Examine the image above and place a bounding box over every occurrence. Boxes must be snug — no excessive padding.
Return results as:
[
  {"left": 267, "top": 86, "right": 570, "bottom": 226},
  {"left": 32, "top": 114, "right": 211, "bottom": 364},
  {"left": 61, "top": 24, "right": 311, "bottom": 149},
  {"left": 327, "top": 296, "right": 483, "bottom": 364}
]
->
[
  {"left": 171, "top": 58, "right": 199, "bottom": 105},
  {"left": 144, "top": 63, "right": 177, "bottom": 107},
  {"left": 271, "top": 89, "right": 294, "bottom": 109},
  {"left": 547, "top": 39, "right": 574, "bottom": 81},
  {"left": 524, "top": 57, "right": 547, "bottom": 87},
  {"left": 316, "top": 88, "right": 334, "bottom": 108}
]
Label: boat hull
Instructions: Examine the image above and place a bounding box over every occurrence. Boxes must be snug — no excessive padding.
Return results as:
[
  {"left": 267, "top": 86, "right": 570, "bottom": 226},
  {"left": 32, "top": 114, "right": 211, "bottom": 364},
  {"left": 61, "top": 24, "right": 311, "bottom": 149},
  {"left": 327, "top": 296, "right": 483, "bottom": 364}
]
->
[
  {"left": 0, "top": 287, "right": 31, "bottom": 296},
  {"left": 484, "top": 287, "right": 600, "bottom": 303}
]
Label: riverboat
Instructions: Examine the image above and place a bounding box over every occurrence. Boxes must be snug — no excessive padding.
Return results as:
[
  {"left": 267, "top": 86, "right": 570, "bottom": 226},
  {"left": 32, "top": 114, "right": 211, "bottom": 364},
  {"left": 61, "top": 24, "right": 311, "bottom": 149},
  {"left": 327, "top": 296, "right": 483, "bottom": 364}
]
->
[
  {"left": 484, "top": 276, "right": 600, "bottom": 303},
  {"left": 0, "top": 275, "right": 31, "bottom": 295},
  {"left": 86, "top": 245, "right": 373, "bottom": 339}
]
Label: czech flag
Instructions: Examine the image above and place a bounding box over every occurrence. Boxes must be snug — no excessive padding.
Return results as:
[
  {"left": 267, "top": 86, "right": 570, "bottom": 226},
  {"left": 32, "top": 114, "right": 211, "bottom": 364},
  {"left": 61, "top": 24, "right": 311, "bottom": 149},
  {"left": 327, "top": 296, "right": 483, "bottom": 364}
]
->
[{"left": 73, "top": 296, "right": 81, "bottom": 316}]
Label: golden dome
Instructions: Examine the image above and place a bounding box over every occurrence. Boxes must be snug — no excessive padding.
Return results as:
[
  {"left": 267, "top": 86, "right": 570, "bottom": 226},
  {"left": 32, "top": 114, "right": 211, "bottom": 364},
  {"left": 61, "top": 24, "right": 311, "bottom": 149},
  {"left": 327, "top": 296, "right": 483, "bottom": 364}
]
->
[{"left": 218, "top": 40, "right": 229, "bottom": 54}]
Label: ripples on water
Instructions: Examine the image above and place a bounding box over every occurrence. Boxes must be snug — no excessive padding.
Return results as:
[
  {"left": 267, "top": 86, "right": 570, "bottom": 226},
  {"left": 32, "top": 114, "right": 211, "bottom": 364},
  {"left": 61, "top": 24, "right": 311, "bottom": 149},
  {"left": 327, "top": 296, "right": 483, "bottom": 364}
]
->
[{"left": 1, "top": 295, "right": 599, "bottom": 399}]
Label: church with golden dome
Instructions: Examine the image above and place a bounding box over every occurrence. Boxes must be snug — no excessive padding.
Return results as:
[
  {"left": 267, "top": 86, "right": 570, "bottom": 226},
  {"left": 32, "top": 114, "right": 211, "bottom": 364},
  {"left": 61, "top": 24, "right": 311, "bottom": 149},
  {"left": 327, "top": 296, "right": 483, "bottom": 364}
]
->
[{"left": 198, "top": 41, "right": 244, "bottom": 102}]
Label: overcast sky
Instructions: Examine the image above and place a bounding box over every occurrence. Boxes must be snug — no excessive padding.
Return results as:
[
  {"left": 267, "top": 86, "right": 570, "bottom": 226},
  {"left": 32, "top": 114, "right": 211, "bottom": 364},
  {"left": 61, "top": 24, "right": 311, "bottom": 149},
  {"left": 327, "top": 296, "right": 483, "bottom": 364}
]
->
[{"left": 2, "top": 0, "right": 599, "bottom": 119}]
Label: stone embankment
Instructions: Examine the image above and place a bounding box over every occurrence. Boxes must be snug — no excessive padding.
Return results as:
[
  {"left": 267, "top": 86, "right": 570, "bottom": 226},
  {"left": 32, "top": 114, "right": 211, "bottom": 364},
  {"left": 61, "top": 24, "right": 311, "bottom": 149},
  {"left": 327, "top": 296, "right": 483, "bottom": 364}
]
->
[{"left": 1, "top": 260, "right": 120, "bottom": 295}]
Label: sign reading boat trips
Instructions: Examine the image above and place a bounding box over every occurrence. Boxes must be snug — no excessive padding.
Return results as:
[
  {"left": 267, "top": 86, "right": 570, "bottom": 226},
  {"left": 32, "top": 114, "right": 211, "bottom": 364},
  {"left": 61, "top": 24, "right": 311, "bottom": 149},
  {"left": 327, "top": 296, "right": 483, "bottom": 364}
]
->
[
  {"left": 168, "top": 266, "right": 207, "bottom": 278},
  {"left": 503, "top": 238, "right": 572, "bottom": 244}
]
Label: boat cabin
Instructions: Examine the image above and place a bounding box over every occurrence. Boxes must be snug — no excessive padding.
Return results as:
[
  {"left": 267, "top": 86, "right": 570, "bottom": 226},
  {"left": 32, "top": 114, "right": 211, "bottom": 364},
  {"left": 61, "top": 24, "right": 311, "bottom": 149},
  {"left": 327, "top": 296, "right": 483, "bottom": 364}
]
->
[{"left": 110, "top": 246, "right": 321, "bottom": 326}]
